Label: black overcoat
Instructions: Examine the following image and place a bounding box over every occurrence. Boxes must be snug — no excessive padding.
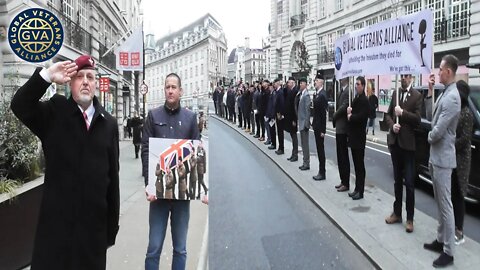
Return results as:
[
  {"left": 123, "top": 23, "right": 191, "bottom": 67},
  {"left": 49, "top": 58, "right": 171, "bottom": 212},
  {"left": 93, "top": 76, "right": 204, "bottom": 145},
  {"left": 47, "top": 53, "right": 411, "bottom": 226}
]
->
[
  {"left": 347, "top": 92, "right": 369, "bottom": 149},
  {"left": 10, "top": 68, "right": 120, "bottom": 270}
]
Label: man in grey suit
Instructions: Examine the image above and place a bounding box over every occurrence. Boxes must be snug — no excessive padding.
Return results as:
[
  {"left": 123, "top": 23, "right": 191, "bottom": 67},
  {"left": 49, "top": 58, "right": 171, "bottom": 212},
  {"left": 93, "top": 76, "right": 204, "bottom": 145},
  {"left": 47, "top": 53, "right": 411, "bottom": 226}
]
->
[
  {"left": 334, "top": 78, "right": 351, "bottom": 192},
  {"left": 295, "top": 78, "right": 311, "bottom": 170},
  {"left": 423, "top": 54, "right": 461, "bottom": 268}
]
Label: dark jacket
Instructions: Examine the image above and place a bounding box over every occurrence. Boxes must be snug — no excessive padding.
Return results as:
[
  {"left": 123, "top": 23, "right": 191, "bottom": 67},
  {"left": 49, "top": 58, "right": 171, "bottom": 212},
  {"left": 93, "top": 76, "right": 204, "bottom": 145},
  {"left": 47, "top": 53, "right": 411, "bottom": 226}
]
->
[
  {"left": 385, "top": 88, "right": 422, "bottom": 151},
  {"left": 11, "top": 68, "right": 119, "bottom": 270},
  {"left": 212, "top": 90, "right": 218, "bottom": 103},
  {"left": 347, "top": 92, "right": 369, "bottom": 149},
  {"left": 243, "top": 91, "right": 253, "bottom": 113},
  {"left": 284, "top": 86, "right": 299, "bottom": 133},
  {"left": 333, "top": 85, "right": 350, "bottom": 134},
  {"left": 266, "top": 90, "right": 276, "bottom": 119},
  {"left": 141, "top": 105, "right": 200, "bottom": 185},
  {"left": 312, "top": 88, "right": 328, "bottom": 133},
  {"left": 274, "top": 87, "right": 286, "bottom": 115},
  {"left": 227, "top": 90, "right": 236, "bottom": 108},
  {"left": 368, "top": 94, "right": 379, "bottom": 118},
  {"left": 455, "top": 107, "right": 473, "bottom": 197},
  {"left": 258, "top": 88, "right": 269, "bottom": 117},
  {"left": 131, "top": 116, "right": 143, "bottom": 145}
]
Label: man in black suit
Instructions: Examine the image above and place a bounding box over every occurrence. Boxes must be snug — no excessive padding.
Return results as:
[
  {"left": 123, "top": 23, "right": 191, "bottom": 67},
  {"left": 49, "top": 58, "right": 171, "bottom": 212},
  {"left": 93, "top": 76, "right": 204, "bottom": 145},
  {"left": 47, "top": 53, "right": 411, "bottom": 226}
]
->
[
  {"left": 266, "top": 82, "right": 277, "bottom": 149},
  {"left": 334, "top": 78, "right": 351, "bottom": 192},
  {"left": 312, "top": 74, "right": 328, "bottom": 180},
  {"left": 284, "top": 77, "right": 299, "bottom": 162},
  {"left": 274, "top": 78, "right": 285, "bottom": 154},
  {"left": 384, "top": 74, "right": 422, "bottom": 233},
  {"left": 346, "top": 76, "right": 369, "bottom": 200}
]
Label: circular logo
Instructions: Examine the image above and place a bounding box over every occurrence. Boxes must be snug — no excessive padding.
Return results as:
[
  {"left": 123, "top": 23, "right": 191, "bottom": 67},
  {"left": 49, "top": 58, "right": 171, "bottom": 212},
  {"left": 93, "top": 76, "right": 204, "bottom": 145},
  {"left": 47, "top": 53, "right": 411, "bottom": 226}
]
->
[
  {"left": 8, "top": 8, "right": 63, "bottom": 63},
  {"left": 140, "top": 83, "right": 149, "bottom": 95},
  {"left": 334, "top": 47, "right": 342, "bottom": 71}
]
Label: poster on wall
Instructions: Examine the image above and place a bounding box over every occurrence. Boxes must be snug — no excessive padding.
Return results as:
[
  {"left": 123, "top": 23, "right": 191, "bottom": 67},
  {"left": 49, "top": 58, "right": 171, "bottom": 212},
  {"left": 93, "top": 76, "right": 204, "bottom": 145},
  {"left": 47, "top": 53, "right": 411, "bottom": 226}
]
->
[{"left": 146, "top": 138, "right": 208, "bottom": 200}]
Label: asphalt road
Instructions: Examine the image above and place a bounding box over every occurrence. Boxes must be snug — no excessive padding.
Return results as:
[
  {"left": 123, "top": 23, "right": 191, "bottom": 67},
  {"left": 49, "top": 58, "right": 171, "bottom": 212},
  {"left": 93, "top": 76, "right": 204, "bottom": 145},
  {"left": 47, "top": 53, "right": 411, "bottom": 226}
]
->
[
  {"left": 208, "top": 118, "right": 375, "bottom": 270},
  {"left": 282, "top": 125, "right": 480, "bottom": 243}
]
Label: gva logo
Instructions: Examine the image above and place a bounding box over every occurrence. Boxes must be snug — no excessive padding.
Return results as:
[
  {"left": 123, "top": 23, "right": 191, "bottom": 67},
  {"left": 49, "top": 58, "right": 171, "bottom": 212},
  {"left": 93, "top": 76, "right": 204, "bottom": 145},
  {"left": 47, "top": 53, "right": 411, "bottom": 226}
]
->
[
  {"left": 334, "top": 47, "right": 342, "bottom": 71},
  {"left": 8, "top": 8, "right": 63, "bottom": 63}
]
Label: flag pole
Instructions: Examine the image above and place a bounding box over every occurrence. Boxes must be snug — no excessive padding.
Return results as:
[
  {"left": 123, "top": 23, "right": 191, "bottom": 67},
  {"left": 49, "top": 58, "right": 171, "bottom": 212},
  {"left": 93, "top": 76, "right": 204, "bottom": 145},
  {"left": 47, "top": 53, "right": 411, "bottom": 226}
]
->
[
  {"left": 349, "top": 76, "right": 351, "bottom": 107},
  {"left": 395, "top": 74, "right": 399, "bottom": 124}
]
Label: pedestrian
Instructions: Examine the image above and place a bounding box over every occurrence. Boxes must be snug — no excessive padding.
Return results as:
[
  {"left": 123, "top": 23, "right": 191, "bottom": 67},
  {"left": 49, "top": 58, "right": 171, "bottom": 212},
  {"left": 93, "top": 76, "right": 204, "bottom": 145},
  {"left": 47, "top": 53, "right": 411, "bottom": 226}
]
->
[
  {"left": 423, "top": 55, "right": 461, "bottom": 268},
  {"left": 296, "top": 77, "right": 311, "bottom": 171},
  {"left": 346, "top": 76, "right": 369, "bottom": 200},
  {"left": 266, "top": 81, "right": 277, "bottom": 150},
  {"left": 451, "top": 80, "right": 473, "bottom": 245},
  {"left": 212, "top": 88, "right": 219, "bottom": 115},
  {"left": 131, "top": 111, "right": 143, "bottom": 158},
  {"left": 334, "top": 78, "right": 351, "bottom": 192},
  {"left": 384, "top": 74, "right": 422, "bottom": 233},
  {"left": 253, "top": 81, "right": 262, "bottom": 138},
  {"left": 312, "top": 74, "right": 328, "bottom": 180},
  {"left": 198, "top": 111, "right": 205, "bottom": 135},
  {"left": 284, "top": 77, "right": 299, "bottom": 162},
  {"left": 196, "top": 143, "right": 208, "bottom": 199},
  {"left": 11, "top": 56, "right": 120, "bottom": 270},
  {"left": 142, "top": 73, "right": 203, "bottom": 270},
  {"left": 123, "top": 116, "right": 129, "bottom": 139},
  {"left": 274, "top": 78, "right": 285, "bottom": 155},
  {"left": 258, "top": 80, "right": 269, "bottom": 142},
  {"left": 366, "top": 88, "right": 379, "bottom": 135}
]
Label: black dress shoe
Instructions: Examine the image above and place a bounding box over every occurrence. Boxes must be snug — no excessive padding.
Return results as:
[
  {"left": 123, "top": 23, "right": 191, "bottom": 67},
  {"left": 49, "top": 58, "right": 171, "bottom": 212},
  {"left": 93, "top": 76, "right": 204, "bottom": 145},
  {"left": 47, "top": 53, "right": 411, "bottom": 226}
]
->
[
  {"left": 313, "top": 174, "right": 326, "bottom": 181},
  {"left": 287, "top": 156, "right": 292, "bottom": 160},
  {"left": 268, "top": 145, "right": 276, "bottom": 150},
  {"left": 290, "top": 157, "right": 298, "bottom": 162},
  {"left": 337, "top": 185, "right": 349, "bottom": 192},
  {"left": 264, "top": 141, "right": 271, "bottom": 145},
  {"left": 335, "top": 183, "right": 343, "bottom": 189},
  {"left": 275, "top": 150, "right": 284, "bottom": 155},
  {"left": 348, "top": 191, "right": 358, "bottom": 197},
  {"left": 351, "top": 193, "right": 364, "bottom": 200},
  {"left": 433, "top": 252, "right": 453, "bottom": 268},
  {"left": 253, "top": 135, "right": 260, "bottom": 138},
  {"left": 299, "top": 165, "right": 310, "bottom": 170},
  {"left": 424, "top": 240, "right": 444, "bottom": 253}
]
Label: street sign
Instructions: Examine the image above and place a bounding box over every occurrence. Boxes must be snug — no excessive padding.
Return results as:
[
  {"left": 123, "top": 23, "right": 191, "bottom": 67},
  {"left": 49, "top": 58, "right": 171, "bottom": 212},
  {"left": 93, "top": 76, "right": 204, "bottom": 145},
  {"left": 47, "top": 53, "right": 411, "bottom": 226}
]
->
[
  {"left": 140, "top": 83, "right": 148, "bottom": 95},
  {"left": 99, "top": 77, "right": 110, "bottom": 92}
]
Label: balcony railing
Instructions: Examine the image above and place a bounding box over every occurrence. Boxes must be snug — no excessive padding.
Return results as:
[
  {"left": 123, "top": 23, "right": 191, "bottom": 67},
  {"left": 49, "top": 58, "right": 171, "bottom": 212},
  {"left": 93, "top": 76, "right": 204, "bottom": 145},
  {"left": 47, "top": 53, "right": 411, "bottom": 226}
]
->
[
  {"left": 99, "top": 43, "right": 116, "bottom": 70},
  {"left": 290, "top": 13, "right": 307, "bottom": 30},
  {"left": 47, "top": 4, "right": 92, "bottom": 54},
  {"left": 434, "top": 16, "right": 469, "bottom": 42}
]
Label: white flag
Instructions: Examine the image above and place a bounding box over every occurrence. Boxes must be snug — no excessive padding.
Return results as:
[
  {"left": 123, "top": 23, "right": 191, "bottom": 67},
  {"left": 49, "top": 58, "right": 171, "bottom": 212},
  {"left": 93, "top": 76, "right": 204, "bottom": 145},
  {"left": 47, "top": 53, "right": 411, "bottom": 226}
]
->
[{"left": 115, "top": 27, "right": 143, "bottom": 71}]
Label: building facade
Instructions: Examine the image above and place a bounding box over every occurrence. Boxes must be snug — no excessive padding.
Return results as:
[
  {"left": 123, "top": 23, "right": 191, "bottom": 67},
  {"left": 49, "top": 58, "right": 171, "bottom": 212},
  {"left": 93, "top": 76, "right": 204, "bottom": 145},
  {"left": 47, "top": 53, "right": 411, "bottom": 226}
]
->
[
  {"left": 269, "top": 0, "right": 475, "bottom": 109},
  {"left": 144, "top": 13, "right": 227, "bottom": 112},
  {"left": 244, "top": 48, "right": 267, "bottom": 83},
  {"left": 0, "top": 0, "right": 142, "bottom": 123}
]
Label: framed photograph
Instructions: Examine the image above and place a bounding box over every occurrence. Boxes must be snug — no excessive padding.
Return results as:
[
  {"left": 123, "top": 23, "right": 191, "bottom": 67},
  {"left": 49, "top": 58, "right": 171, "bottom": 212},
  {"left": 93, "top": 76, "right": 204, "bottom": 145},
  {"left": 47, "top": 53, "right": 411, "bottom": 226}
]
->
[{"left": 146, "top": 138, "right": 208, "bottom": 200}]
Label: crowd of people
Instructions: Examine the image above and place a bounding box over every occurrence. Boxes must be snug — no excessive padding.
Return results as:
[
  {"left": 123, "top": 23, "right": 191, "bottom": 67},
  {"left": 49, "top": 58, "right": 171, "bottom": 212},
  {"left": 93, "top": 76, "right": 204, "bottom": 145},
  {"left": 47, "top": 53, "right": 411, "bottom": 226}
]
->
[{"left": 212, "top": 54, "right": 473, "bottom": 268}]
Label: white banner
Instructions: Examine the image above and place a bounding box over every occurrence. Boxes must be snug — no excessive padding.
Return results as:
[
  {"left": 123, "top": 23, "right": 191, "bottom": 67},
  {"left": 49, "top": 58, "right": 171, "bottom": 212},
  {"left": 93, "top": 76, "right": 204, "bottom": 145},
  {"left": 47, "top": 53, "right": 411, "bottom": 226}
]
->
[
  {"left": 334, "top": 9, "right": 433, "bottom": 78},
  {"left": 115, "top": 27, "right": 144, "bottom": 71}
]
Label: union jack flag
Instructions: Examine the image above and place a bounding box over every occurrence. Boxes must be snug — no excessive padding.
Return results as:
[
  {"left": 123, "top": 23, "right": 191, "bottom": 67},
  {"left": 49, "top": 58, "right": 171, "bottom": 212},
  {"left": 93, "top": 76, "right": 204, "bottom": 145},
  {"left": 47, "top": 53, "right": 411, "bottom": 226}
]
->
[{"left": 159, "top": 139, "right": 194, "bottom": 173}]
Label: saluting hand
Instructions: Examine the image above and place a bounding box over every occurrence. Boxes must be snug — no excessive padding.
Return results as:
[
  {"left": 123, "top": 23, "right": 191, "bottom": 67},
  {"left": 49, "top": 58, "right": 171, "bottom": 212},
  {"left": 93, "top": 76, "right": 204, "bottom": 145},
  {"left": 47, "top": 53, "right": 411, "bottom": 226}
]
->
[{"left": 46, "top": 61, "right": 78, "bottom": 85}]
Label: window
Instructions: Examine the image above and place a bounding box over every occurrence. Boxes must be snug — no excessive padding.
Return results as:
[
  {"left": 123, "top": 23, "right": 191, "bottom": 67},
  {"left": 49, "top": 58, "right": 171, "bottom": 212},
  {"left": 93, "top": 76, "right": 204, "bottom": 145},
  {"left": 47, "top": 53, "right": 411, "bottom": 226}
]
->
[
  {"left": 201, "top": 64, "right": 204, "bottom": 75},
  {"left": 353, "top": 22, "right": 364, "bottom": 30},
  {"left": 301, "top": 0, "right": 308, "bottom": 18},
  {"left": 78, "top": 0, "right": 87, "bottom": 28},
  {"left": 62, "top": 0, "right": 74, "bottom": 20},
  {"left": 366, "top": 17, "right": 378, "bottom": 26},
  {"left": 335, "top": 0, "right": 343, "bottom": 12},
  {"left": 318, "top": 0, "right": 325, "bottom": 18},
  {"left": 379, "top": 12, "right": 391, "bottom": 22},
  {"left": 427, "top": 0, "right": 446, "bottom": 41},
  {"left": 450, "top": 0, "right": 469, "bottom": 38},
  {"left": 195, "top": 66, "right": 198, "bottom": 77},
  {"left": 405, "top": 1, "right": 421, "bottom": 15},
  {"left": 277, "top": 0, "right": 283, "bottom": 14},
  {"left": 190, "top": 68, "right": 193, "bottom": 77}
]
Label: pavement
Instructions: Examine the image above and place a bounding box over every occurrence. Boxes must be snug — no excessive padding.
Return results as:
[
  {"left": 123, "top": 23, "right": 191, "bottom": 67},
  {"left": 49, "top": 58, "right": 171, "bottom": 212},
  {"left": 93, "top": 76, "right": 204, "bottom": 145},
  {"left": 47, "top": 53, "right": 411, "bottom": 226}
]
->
[
  {"left": 105, "top": 135, "right": 209, "bottom": 270},
  {"left": 212, "top": 114, "right": 480, "bottom": 270}
]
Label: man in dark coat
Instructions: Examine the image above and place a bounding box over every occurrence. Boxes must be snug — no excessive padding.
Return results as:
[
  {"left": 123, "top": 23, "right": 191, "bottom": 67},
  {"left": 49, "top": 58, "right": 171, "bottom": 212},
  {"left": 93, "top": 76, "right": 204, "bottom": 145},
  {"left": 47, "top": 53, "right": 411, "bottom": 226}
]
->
[
  {"left": 212, "top": 88, "right": 219, "bottom": 115},
  {"left": 384, "top": 73, "right": 422, "bottom": 233},
  {"left": 334, "top": 78, "right": 352, "bottom": 192},
  {"left": 10, "top": 56, "right": 120, "bottom": 270},
  {"left": 258, "top": 80, "right": 269, "bottom": 141},
  {"left": 266, "top": 82, "right": 277, "bottom": 149},
  {"left": 142, "top": 73, "right": 202, "bottom": 270},
  {"left": 131, "top": 111, "right": 143, "bottom": 158},
  {"left": 346, "top": 76, "right": 369, "bottom": 200},
  {"left": 312, "top": 74, "right": 328, "bottom": 180},
  {"left": 284, "top": 77, "right": 299, "bottom": 161},
  {"left": 273, "top": 78, "right": 286, "bottom": 154},
  {"left": 252, "top": 82, "right": 262, "bottom": 138}
]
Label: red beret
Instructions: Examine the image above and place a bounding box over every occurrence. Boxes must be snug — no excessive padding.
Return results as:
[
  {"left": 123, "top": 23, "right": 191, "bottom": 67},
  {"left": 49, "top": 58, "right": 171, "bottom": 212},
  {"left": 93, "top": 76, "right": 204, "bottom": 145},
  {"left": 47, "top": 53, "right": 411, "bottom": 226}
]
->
[{"left": 75, "top": 55, "right": 95, "bottom": 70}]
